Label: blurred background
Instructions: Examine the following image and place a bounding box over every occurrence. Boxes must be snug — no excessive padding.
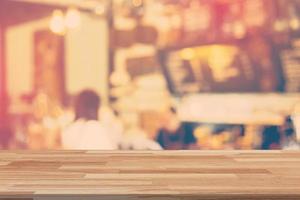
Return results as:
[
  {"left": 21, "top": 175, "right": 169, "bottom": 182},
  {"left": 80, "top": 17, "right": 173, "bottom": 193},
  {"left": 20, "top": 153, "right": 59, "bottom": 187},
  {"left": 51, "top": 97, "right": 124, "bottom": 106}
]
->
[{"left": 0, "top": 0, "right": 300, "bottom": 150}]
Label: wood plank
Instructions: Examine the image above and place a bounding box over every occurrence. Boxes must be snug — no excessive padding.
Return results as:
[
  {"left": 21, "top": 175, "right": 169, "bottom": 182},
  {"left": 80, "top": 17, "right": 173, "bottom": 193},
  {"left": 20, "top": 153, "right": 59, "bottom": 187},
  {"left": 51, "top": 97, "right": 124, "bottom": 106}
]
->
[{"left": 0, "top": 151, "right": 299, "bottom": 200}]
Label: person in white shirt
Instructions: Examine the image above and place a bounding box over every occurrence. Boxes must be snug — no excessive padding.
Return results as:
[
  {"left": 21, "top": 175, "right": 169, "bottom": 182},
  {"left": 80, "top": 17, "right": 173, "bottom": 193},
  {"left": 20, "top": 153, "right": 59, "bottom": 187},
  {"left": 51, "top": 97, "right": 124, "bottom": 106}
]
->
[
  {"left": 99, "top": 106, "right": 123, "bottom": 148},
  {"left": 62, "top": 90, "right": 115, "bottom": 150},
  {"left": 119, "top": 113, "right": 162, "bottom": 150}
]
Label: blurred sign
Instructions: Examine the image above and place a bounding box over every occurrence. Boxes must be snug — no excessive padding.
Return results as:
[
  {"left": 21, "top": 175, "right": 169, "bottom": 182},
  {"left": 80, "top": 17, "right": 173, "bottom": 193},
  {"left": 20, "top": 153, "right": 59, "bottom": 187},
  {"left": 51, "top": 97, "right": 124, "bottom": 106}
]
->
[
  {"left": 281, "top": 40, "right": 300, "bottom": 92},
  {"left": 127, "top": 56, "right": 160, "bottom": 78},
  {"left": 161, "top": 45, "right": 258, "bottom": 95}
]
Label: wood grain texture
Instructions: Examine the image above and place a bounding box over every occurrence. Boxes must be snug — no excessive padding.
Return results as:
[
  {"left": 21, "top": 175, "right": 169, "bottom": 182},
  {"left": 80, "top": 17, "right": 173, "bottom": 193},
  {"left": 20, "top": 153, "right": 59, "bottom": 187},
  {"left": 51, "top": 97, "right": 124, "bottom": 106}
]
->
[{"left": 0, "top": 151, "right": 299, "bottom": 200}]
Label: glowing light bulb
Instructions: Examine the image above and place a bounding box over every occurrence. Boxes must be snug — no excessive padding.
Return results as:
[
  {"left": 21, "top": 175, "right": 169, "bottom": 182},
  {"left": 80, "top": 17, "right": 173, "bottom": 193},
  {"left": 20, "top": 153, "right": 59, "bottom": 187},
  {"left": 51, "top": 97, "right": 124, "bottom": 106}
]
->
[
  {"left": 65, "top": 8, "right": 81, "bottom": 29},
  {"left": 49, "top": 10, "right": 66, "bottom": 35}
]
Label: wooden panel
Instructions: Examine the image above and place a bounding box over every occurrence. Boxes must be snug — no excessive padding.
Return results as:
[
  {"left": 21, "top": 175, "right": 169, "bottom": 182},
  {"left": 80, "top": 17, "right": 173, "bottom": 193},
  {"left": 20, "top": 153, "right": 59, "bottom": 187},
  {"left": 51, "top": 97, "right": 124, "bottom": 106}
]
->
[
  {"left": 34, "top": 30, "right": 65, "bottom": 103},
  {"left": 0, "top": 151, "right": 299, "bottom": 199}
]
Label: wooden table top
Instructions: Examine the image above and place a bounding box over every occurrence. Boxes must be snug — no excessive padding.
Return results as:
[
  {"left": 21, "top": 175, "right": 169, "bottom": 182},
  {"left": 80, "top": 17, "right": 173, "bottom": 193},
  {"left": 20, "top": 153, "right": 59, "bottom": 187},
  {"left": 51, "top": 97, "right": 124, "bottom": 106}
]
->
[{"left": 0, "top": 151, "right": 300, "bottom": 200}]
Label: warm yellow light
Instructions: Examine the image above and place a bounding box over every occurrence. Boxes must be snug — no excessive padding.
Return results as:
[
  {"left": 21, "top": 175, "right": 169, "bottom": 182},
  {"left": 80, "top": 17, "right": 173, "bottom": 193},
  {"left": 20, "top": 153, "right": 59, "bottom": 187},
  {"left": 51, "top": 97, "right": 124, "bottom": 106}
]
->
[
  {"left": 180, "top": 48, "right": 196, "bottom": 60},
  {"left": 49, "top": 10, "right": 66, "bottom": 35},
  {"left": 65, "top": 8, "right": 81, "bottom": 29},
  {"left": 290, "top": 17, "right": 300, "bottom": 30},
  {"left": 233, "top": 22, "right": 246, "bottom": 39},
  {"left": 132, "top": 0, "right": 142, "bottom": 7},
  {"left": 94, "top": 4, "right": 105, "bottom": 16},
  {"left": 207, "top": 45, "right": 238, "bottom": 82},
  {"left": 110, "top": 69, "right": 131, "bottom": 86},
  {"left": 274, "top": 19, "right": 288, "bottom": 32}
]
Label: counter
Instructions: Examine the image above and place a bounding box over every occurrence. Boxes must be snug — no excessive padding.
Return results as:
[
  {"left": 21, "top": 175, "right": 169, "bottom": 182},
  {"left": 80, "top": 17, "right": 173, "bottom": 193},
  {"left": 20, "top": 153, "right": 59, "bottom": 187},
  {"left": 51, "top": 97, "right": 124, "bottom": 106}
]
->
[{"left": 0, "top": 151, "right": 300, "bottom": 200}]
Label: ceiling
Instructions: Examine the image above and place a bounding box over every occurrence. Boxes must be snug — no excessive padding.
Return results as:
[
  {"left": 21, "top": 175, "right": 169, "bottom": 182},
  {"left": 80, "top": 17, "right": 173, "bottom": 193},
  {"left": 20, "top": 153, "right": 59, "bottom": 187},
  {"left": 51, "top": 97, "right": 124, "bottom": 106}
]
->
[
  {"left": 0, "top": 0, "right": 107, "bottom": 27},
  {"left": 0, "top": 0, "right": 58, "bottom": 26},
  {"left": 11, "top": 0, "right": 106, "bottom": 11}
]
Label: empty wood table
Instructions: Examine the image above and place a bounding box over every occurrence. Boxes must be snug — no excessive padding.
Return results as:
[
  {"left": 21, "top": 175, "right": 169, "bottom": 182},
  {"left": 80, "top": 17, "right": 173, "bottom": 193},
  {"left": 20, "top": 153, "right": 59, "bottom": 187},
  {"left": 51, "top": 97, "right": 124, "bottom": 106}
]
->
[{"left": 0, "top": 151, "right": 299, "bottom": 200}]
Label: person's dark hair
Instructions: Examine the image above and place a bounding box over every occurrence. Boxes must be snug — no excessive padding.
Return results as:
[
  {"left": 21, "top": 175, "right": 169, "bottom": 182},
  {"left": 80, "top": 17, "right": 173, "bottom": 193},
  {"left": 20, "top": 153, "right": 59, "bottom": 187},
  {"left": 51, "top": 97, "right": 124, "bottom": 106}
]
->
[
  {"left": 261, "top": 126, "right": 281, "bottom": 150},
  {"left": 75, "top": 90, "right": 100, "bottom": 121},
  {"left": 283, "top": 115, "right": 295, "bottom": 137}
]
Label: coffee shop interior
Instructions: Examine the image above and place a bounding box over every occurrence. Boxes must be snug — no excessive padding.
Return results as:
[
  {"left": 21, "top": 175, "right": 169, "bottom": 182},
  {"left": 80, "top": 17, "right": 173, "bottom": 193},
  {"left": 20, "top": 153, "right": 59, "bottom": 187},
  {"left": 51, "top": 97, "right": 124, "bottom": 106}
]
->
[{"left": 0, "top": 0, "right": 300, "bottom": 150}]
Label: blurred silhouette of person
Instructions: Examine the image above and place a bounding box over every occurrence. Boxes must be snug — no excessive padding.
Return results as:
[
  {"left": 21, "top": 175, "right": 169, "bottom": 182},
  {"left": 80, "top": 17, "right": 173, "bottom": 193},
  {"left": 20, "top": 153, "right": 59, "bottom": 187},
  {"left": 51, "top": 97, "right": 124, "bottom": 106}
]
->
[
  {"left": 156, "top": 107, "right": 197, "bottom": 150},
  {"left": 281, "top": 116, "right": 299, "bottom": 150},
  {"left": 62, "top": 90, "right": 115, "bottom": 150},
  {"left": 120, "top": 113, "right": 162, "bottom": 150},
  {"left": 261, "top": 126, "right": 281, "bottom": 150},
  {"left": 99, "top": 106, "right": 124, "bottom": 148}
]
